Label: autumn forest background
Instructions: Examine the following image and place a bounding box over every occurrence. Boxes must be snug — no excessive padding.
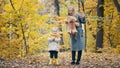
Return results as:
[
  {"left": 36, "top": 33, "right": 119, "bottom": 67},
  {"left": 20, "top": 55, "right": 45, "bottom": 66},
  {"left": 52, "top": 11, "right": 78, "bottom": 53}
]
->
[{"left": 0, "top": 0, "right": 120, "bottom": 68}]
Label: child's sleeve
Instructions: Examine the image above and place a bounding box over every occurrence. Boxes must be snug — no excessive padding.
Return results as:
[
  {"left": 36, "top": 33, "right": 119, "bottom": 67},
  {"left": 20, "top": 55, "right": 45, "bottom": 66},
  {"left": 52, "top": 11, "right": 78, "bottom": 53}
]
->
[
  {"left": 55, "top": 37, "right": 61, "bottom": 42},
  {"left": 48, "top": 37, "right": 54, "bottom": 42}
]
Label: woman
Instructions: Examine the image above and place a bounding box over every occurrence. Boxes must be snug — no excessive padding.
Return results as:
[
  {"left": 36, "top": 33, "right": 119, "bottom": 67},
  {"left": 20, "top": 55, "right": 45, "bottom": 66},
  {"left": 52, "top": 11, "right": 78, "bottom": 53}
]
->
[{"left": 67, "top": 6, "right": 86, "bottom": 65}]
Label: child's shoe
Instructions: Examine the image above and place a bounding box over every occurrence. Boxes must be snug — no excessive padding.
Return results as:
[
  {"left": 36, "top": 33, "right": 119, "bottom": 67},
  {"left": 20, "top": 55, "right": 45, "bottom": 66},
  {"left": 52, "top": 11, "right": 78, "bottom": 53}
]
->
[
  {"left": 55, "top": 58, "right": 59, "bottom": 65},
  {"left": 49, "top": 58, "right": 52, "bottom": 64}
]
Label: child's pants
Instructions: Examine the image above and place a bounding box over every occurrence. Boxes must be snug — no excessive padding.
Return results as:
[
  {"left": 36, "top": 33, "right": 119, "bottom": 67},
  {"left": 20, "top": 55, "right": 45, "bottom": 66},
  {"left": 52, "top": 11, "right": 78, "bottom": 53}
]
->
[{"left": 49, "top": 51, "right": 58, "bottom": 58}]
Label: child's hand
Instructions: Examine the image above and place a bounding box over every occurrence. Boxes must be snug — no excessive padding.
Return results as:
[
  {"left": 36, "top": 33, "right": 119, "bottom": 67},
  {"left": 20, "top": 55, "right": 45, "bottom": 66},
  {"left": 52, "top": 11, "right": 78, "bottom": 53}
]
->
[
  {"left": 51, "top": 36, "right": 55, "bottom": 41},
  {"left": 53, "top": 38, "right": 55, "bottom": 41}
]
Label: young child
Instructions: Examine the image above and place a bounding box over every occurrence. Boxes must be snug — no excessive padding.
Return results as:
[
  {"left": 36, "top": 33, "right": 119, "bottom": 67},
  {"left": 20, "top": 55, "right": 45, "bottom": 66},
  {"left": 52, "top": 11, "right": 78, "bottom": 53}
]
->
[
  {"left": 65, "top": 16, "right": 79, "bottom": 34},
  {"left": 48, "top": 27, "right": 61, "bottom": 65}
]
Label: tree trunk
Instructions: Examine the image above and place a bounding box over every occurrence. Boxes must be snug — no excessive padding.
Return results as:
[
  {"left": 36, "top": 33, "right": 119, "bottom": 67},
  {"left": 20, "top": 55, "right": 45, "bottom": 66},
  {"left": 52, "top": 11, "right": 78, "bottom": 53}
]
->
[
  {"left": 59, "top": 26, "right": 64, "bottom": 45},
  {"left": 21, "top": 23, "right": 28, "bottom": 55},
  {"left": 0, "top": 0, "right": 5, "bottom": 59},
  {"left": 113, "top": 0, "right": 120, "bottom": 12},
  {"left": 108, "top": 12, "right": 114, "bottom": 47},
  {"left": 54, "top": 0, "right": 64, "bottom": 45},
  {"left": 10, "top": 0, "right": 28, "bottom": 55},
  {"left": 78, "top": 0, "right": 80, "bottom": 12},
  {"left": 96, "top": 0, "right": 104, "bottom": 49},
  {"left": 54, "top": 0, "right": 60, "bottom": 16}
]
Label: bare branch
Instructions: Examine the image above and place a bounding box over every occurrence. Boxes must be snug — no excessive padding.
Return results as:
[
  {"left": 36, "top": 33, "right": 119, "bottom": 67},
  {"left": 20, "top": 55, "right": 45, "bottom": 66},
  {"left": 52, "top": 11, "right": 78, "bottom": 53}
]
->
[{"left": 9, "top": 0, "right": 16, "bottom": 10}]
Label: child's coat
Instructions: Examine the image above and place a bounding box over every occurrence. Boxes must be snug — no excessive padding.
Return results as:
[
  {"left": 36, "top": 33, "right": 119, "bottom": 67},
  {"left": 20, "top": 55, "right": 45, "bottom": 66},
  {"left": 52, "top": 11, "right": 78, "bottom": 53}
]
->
[{"left": 48, "top": 36, "right": 61, "bottom": 51}]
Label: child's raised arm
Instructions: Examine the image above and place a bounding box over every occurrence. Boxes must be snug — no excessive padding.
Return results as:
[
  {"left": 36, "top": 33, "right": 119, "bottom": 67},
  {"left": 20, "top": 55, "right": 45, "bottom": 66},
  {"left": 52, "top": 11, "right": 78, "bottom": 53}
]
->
[
  {"left": 48, "top": 37, "right": 54, "bottom": 42},
  {"left": 55, "top": 37, "right": 61, "bottom": 42}
]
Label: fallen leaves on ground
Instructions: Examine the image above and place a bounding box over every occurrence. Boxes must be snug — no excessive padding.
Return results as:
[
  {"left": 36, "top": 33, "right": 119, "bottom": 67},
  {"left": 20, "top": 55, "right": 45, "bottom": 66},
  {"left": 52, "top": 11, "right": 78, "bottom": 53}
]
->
[{"left": 0, "top": 52, "right": 120, "bottom": 68}]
